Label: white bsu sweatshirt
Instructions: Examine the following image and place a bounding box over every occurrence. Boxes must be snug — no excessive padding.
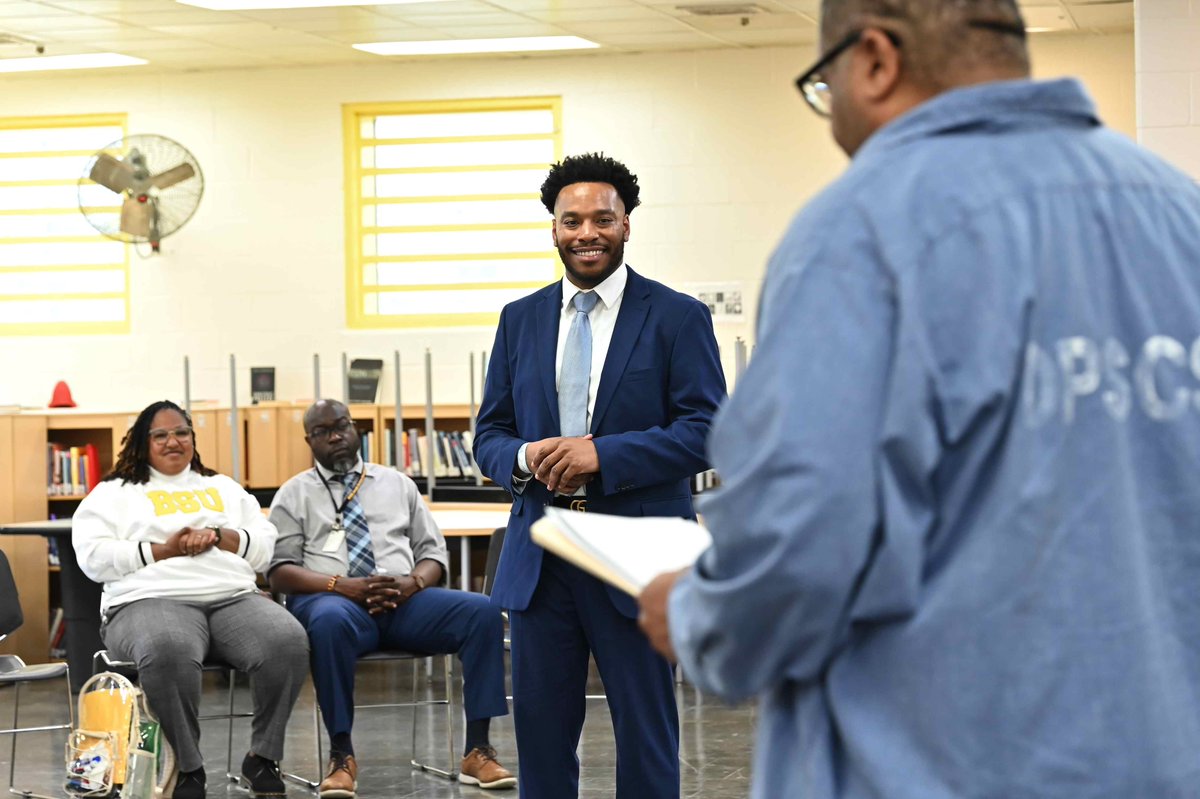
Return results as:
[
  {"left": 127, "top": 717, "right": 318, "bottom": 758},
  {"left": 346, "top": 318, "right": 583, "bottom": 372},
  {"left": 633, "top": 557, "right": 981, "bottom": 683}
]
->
[{"left": 73, "top": 465, "right": 277, "bottom": 618}]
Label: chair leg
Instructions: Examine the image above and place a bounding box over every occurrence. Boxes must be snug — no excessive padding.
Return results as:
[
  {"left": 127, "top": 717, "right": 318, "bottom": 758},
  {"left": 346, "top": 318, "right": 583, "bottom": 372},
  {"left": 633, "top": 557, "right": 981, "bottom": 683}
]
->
[
  {"left": 225, "top": 668, "right": 237, "bottom": 785},
  {"left": 7, "top": 682, "right": 17, "bottom": 798},
  {"left": 5, "top": 679, "right": 72, "bottom": 799},
  {"left": 441, "top": 655, "right": 456, "bottom": 778},
  {"left": 408, "top": 655, "right": 456, "bottom": 780},
  {"left": 281, "top": 686, "right": 320, "bottom": 792}
]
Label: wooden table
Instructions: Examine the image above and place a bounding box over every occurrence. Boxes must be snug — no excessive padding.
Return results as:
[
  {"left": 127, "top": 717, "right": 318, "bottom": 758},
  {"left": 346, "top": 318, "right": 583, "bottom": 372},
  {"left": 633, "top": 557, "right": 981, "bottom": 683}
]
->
[
  {"left": 427, "top": 502, "right": 510, "bottom": 592},
  {"left": 0, "top": 518, "right": 97, "bottom": 687}
]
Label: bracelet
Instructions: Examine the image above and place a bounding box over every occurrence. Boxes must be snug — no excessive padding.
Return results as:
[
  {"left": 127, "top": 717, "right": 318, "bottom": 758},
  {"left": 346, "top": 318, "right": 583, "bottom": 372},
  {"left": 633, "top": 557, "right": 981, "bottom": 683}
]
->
[
  {"left": 326, "top": 575, "right": 339, "bottom": 592},
  {"left": 208, "top": 526, "right": 222, "bottom": 546},
  {"left": 412, "top": 573, "right": 426, "bottom": 591}
]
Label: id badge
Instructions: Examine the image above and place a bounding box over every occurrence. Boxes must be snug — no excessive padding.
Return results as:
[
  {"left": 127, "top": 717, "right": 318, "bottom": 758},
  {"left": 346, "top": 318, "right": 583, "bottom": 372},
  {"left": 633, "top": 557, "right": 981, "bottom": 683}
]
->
[{"left": 323, "top": 524, "right": 346, "bottom": 553}]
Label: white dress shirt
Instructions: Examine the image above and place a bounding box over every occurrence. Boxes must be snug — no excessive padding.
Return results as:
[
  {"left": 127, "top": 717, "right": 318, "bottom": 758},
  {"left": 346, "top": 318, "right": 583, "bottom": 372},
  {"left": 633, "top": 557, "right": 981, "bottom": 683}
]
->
[{"left": 515, "top": 263, "right": 628, "bottom": 481}]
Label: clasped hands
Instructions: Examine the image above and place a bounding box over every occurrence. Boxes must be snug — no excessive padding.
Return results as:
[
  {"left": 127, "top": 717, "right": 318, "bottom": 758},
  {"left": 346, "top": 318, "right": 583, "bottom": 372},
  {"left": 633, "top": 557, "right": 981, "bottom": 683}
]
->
[
  {"left": 164, "top": 526, "right": 220, "bottom": 557},
  {"left": 337, "top": 574, "right": 422, "bottom": 615},
  {"left": 526, "top": 434, "right": 599, "bottom": 493}
]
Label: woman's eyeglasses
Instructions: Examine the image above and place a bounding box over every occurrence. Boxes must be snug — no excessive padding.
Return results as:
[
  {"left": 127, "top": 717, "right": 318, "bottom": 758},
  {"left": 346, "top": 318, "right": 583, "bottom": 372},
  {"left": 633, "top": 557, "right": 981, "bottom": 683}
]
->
[{"left": 149, "top": 426, "right": 193, "bottom": 445}]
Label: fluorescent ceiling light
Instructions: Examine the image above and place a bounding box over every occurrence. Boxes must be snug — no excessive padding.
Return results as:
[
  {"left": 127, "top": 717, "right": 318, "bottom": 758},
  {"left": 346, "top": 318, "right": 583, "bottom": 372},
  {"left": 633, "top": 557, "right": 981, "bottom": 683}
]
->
[
  {"left": 0, "top": 53, "right": 147, "bottom": 73},
  {"left": 178, "top": 0, "right": 448, "bottom": 8},
  {"left": 355, "top": 36, "right": 600, "bottom": 56}
]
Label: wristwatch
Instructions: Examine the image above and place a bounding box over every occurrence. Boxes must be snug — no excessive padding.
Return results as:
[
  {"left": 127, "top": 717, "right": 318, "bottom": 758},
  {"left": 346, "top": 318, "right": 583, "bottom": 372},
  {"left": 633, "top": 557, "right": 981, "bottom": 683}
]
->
[{"left": 208, "top": 525, "right": 223, "bottom": 546}]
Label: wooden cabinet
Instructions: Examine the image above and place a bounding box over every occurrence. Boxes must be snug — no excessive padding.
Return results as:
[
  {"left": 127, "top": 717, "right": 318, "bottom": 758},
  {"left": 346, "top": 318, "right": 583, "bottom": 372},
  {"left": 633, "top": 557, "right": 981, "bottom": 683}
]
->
[{"left": 0, "top": 413, "right": 51, "bottom": 665}]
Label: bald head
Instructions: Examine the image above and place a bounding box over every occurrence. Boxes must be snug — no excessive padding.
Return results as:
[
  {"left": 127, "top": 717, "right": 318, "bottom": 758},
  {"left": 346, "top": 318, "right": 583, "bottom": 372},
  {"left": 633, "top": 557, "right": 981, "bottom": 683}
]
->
[
  {"left": 820, "top": 0, "right": 1030, "bottom": 91},
  {"left": 303, "top": 399, "right": 360, "bottom": 473},
  {"left": 303, "top": 398, "right": 349, "bottom": 433}
]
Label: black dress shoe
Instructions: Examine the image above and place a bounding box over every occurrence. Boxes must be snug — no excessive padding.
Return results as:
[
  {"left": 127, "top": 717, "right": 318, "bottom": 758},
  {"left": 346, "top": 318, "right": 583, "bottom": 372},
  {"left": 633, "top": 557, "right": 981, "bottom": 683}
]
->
[
  {"left": 173, "top": 767, "right": 206, "bottom": 799},
  {"left": 240, "top": 752, "right": 286, "bottom": 797}
]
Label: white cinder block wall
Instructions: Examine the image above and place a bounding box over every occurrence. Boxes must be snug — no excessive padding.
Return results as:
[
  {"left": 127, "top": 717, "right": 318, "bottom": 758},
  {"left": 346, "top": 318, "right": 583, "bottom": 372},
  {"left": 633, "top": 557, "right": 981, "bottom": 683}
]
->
[
  {"left": 1136, "top": 0, "right": 1200, "bottom": 178},
  {"left": 0, "top": 34, "right": 1132, "bottom": 411}
]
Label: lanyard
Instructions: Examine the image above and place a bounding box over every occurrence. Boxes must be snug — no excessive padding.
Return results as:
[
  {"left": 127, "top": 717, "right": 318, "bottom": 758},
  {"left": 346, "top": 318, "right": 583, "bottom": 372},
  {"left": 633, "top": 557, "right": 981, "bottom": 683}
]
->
[{"left": 317, "top": 467, "right": 367, "bottom": 524}]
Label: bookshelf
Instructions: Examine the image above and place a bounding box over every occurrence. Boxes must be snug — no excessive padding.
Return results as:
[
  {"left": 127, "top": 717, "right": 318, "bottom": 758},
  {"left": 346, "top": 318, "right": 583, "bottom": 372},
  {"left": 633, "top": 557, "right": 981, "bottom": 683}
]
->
[{"left": 1, "top": 402, "right": 486, "bottom": 665}]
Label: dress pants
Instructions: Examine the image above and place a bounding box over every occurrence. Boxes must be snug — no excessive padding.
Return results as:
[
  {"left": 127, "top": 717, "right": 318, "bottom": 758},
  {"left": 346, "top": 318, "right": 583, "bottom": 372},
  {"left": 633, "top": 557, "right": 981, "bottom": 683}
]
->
[
  {"left": 102, "top": 593, "right": 310, "bottom": 773},
  {"left": 289, "top": 587, "right": 509, "bottom": 741},
  {"left": 510, "top": 553, "right": 680, "bottom": 799}
]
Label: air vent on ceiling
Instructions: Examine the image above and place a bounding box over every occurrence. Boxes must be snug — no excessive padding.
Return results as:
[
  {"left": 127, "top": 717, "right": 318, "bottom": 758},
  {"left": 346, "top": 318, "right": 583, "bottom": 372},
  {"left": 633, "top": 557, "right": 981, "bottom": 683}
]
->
[{"left": 676, "top": 3, "right": 764, "bottom": 16}]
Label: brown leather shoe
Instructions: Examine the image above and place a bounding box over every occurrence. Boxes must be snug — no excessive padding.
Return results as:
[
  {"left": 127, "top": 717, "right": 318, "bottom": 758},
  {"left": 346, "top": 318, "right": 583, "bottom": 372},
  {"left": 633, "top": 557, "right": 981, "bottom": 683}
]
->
[
  {"left": 318, "top": 753, "right": 357, "bottom": 799},
  {"left": 458, "top": 746, "right": 516, "bottom": 790}
]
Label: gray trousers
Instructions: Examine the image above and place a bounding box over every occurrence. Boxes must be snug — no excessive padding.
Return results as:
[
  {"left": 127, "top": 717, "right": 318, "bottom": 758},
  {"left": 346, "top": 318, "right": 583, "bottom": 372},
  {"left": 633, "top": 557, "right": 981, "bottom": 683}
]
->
[{"left": 102, "top": 592, "right": 309, "bottom": 772}]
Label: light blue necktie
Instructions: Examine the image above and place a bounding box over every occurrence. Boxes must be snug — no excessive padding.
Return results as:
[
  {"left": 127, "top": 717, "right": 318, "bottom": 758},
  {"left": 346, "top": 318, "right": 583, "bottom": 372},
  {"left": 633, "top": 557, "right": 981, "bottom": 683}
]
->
[
  {"left": 337, "top": 472, "right": 376, "bottom": 577},
  {"left": 559, "top": 290, "right": 600, "bottom": 437}
]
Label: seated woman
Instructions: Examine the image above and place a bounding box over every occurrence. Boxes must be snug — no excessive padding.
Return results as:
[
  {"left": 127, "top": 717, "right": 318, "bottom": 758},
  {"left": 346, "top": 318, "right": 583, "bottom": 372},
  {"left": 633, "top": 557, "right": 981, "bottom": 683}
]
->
[{"left": 73, "top": 399, "right": 309, "bottom": 799}]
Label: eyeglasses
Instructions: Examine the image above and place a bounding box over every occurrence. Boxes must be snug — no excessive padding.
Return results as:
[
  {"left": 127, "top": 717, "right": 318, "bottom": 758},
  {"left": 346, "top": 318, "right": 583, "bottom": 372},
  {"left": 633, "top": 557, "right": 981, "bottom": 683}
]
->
[
  {"left": 308, "top": 417, "right": 354, "bottom": 440},
  {"left": 795, "top": 20, "right": 1025, "bottom": 118},
  {"left": 149, "top": 426, "right": 193, "bottom": 445},
  {"left": 794, "top": 28, "right": 901, "bottom": 118}
]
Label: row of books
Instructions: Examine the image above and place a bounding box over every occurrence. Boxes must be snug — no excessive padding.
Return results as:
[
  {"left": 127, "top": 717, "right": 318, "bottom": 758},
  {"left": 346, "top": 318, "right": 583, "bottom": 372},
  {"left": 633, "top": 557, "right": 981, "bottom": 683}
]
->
[
  {"left": 47, "top": 442, "right": 100, "bottom": 496},
  {"left": 375, "top": 428, "right": 478, "bottom": 478}
]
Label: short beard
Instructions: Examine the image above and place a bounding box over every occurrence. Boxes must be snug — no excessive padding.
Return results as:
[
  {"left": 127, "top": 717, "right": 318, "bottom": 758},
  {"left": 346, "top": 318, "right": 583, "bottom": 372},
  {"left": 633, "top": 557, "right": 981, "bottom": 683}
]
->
[
  {"left": 330, "top": 452, "right": 358, "bottom": 473},
  {"left": 559, "top": 239, "right": 624, "bottom": 289}
]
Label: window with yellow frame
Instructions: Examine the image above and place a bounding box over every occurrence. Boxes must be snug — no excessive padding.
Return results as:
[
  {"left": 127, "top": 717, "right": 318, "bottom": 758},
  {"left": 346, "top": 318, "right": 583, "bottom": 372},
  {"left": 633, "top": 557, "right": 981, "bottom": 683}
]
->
[
  {"left": 0, "top": 114, "right": 130, "bottom": 336},
  {"left": 345, "top": 97, "right": 562, "bottom": 329}
]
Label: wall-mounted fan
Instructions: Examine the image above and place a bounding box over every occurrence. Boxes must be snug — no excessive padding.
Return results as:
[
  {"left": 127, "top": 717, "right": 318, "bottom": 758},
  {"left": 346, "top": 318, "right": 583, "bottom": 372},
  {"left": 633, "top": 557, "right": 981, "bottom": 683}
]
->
[{"left": 79, "top": 134, "right": 204, "bottom": 253}]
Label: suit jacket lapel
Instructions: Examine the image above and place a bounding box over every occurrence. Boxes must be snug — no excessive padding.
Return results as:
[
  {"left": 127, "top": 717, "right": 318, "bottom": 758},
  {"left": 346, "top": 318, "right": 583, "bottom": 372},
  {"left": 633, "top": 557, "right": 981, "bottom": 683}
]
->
[
  {"left": 591, "top": 267, "right": 649, "bottom": 433},
  {"left": 537, "top": 283, "right": 563, "bottom": 431}
]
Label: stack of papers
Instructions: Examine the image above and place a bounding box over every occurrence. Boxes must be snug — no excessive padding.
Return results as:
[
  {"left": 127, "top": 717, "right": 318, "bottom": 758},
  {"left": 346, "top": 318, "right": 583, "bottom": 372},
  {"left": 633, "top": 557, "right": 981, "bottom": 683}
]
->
[{"left": 531, "top": 507, "right": 712, "bottom": 596}]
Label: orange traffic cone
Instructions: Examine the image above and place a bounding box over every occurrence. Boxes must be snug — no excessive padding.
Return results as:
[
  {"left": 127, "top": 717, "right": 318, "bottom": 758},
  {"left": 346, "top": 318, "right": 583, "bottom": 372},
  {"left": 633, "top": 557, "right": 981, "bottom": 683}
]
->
[{"left": 48, "top": 381, "right": 76, "bottom": 408}]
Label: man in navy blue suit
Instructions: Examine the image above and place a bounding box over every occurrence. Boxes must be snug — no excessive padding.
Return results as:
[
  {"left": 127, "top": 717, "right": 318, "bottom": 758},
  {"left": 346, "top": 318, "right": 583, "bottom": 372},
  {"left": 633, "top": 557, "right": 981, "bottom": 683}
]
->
[{"left": 474, "top": 153, "right": 726, "bottom": 799}]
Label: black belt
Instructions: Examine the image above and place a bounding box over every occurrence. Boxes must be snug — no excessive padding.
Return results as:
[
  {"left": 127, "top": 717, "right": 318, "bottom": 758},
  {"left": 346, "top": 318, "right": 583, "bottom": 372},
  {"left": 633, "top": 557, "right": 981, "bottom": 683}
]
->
[{"left": 549, "top": 496, "right": 588, "bottom": 512}]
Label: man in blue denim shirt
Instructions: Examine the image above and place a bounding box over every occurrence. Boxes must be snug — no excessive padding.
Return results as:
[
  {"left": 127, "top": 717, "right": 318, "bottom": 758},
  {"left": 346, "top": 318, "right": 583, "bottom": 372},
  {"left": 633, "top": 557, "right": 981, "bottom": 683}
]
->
[{"left": 639, "top": 1, "right": 1200, "bottom": 797}]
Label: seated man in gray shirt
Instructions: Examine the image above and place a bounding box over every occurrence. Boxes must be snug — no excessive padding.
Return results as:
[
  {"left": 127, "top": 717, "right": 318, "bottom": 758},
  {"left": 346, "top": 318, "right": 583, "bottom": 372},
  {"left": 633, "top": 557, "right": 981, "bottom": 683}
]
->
[{"left": 267, "top": 399, "right": 514, "bottom": 796}]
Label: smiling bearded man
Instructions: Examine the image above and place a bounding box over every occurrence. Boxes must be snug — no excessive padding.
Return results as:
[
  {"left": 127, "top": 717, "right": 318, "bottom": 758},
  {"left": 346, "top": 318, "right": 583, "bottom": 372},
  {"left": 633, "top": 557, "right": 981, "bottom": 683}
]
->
[{"left": 473, "top": 153, "right": 727, "bottom": 799}]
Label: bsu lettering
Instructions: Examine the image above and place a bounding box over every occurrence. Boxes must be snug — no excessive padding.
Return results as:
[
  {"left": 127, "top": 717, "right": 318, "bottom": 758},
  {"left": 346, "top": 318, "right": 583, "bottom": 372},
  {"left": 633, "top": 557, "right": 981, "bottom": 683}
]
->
[{"left": 146, "top": 488, "right": 225, "bottom": 516}]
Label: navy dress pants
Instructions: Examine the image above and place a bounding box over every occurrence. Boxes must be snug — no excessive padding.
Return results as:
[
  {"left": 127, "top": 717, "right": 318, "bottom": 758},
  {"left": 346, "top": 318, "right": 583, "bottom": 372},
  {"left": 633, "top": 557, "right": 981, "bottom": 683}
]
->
[
  {"left": 289, "top": 587, "right": 508, "bottom": 740},
  {"left": 509, "top": 553, "right": 680, "bottom": 799}
]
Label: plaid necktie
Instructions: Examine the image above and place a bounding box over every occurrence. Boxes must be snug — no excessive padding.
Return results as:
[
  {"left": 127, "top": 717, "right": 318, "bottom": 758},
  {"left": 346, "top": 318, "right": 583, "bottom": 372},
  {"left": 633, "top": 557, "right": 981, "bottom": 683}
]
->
[
  {"left": 338, "top": 472, "right": 376, "bottom": 577},
  {"left": 559, "top": 290, "right": 600, "bottom": 437}
]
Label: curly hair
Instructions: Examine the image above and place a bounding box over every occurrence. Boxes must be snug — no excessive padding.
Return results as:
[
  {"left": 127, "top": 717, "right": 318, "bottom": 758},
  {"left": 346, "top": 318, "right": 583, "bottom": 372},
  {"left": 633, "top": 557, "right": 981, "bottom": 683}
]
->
[
  {"left": 540, "top": 152, "right": 641, "bottom": 216},
  {"left": 104, "top": 399, "right": 216, "bottom": 485}
]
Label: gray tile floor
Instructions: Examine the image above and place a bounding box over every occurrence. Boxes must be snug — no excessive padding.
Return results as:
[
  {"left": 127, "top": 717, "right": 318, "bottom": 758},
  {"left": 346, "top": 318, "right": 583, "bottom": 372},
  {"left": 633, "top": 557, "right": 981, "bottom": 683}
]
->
[{"left": 2, "top": 660, "right": 756, "bottom": 798}]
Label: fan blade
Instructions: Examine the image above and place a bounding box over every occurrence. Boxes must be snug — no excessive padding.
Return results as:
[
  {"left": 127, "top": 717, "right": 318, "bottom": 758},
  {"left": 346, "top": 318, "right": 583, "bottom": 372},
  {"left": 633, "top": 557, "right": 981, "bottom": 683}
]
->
[
  {"left": 149, "top": 162, "right": 195, "bottom": 191},
  {"left": 89, "top": 153, "right": 135, "bottom": 194},
  {"left": 120, "top": 196, "right": 151, "bottom": 239}
]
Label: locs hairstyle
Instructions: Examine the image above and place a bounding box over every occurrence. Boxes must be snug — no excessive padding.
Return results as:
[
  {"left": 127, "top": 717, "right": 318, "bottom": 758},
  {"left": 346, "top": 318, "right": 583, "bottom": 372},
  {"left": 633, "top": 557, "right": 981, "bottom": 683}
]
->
[
  {"left": 105, "top": 399, "right": 216, "bottom": 485},
  {"left": 539, "top": 152, "right": 642, "bottom": 216}
]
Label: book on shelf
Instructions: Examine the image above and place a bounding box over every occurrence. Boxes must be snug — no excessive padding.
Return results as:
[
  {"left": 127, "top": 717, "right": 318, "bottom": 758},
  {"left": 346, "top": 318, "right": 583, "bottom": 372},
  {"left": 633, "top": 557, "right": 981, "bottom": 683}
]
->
[
  {"left": 46, "top": 441, "right": 100, "bottom": 496},
  {"left": 530, "top": 507, "right": 713, "bottom": 597},
  {"left": 347, "top": 358, "right": 384, "bottom": 403},
  {"left": 49, "top": 606, "right": 65, "bottom": 652}
]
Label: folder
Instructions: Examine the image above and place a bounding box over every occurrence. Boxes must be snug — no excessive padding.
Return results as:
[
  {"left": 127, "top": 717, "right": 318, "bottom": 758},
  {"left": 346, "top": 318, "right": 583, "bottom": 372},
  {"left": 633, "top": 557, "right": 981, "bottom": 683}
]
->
[{"left": 531, "top": 507, "right": 712, "bottom": 597}]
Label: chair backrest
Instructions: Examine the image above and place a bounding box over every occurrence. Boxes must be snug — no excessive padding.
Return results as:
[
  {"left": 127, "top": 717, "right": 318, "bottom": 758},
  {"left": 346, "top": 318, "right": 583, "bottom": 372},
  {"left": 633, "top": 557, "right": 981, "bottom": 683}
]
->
[
  {"left": 482, "top": 527, "right": 506, "bottom": 597},
  {"left": 0, "top": 549, "right": 24, "bottom": 640}
]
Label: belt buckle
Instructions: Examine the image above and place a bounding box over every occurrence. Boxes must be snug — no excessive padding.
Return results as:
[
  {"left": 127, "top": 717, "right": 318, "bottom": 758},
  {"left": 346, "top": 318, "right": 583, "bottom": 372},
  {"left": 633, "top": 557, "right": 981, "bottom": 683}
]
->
[{"left": 569, "top": 499, "right": 587, "bottom": 512}]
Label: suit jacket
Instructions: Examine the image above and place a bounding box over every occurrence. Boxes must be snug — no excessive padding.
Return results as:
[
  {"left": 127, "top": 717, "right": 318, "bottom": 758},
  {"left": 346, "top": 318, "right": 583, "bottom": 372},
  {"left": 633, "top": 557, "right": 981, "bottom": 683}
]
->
[{"left": 475, "top": 266, "right": 726, "bottom": 618}]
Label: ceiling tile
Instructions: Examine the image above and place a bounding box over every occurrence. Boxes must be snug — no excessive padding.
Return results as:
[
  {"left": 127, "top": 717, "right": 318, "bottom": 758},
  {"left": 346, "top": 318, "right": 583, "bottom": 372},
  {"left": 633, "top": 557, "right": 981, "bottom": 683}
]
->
[
  {"left": 320, "top": 25, "right": 425, "bottom": 43},
  {"left": 1067, "top": 2, "right": 1133, "bottom": 31},
  {"left": 423, "top": 21, "right": 569, "bottom": 36},
  {"left": 1021, "top": 4, "right": 1076, "bottom": 30},
  {"left": 710, "top": 26, "right": 814, "bottom": 46},
  {"left": 522, "top": 5, "right": 668, "bottom": 23},
  {"left": 37, "top": 0, "right": 165, "bottom": 11},
  {"left": 542, "top": 18, "right": 688, "bottom": 35}
]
